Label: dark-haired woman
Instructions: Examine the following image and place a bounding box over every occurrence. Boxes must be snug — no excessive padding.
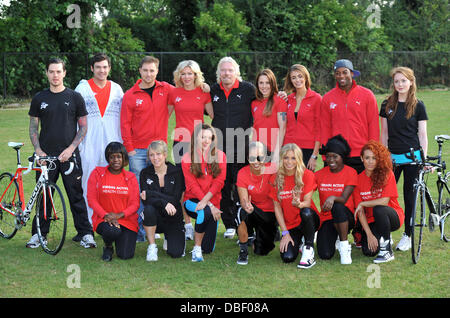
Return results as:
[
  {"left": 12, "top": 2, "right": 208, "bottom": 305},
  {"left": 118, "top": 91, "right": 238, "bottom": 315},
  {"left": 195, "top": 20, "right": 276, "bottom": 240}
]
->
[
  {"left": 354, "top": 141, "right": 404, "bottom": 263},
  {"left": 251, "top": 69, "right": 287, "bottom": 162},
  {"left": 181, "top": 123, "right": 227, "bottom": 262},
  {"left": 315, "top": 135, "right": 357, "bottom": 264},
  {"left": 87, "top": 142, "right": 140, "bottom": 261},
  {"left": 380, "top": 66, "right": 428, "bottom": 252}
]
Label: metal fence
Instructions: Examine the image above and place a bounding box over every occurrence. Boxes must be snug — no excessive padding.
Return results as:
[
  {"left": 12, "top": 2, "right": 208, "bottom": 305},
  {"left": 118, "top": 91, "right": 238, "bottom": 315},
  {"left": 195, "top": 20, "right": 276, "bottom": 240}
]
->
[{"left": 1, "top": 50, "right": 448, "bottom": 100}]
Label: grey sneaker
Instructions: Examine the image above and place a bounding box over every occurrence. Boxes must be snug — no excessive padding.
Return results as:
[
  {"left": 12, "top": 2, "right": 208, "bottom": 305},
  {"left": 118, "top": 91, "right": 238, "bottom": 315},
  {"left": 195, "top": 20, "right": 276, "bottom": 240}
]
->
[
  {"left": 80, "top": 234, "right": 97, "bottom": 248},
  {"left": 26, "top": 234, "right": 41, "bottom": 248}
]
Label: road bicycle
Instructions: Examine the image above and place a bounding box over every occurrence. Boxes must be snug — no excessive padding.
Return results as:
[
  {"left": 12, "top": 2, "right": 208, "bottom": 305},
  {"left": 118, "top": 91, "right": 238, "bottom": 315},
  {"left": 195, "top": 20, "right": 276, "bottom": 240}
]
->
[
  {"left": 394, "top": 135, "right": 450, "bottom": 264},
  {"left": 0, "top": 142, "right": 74, "bottom": 255}
]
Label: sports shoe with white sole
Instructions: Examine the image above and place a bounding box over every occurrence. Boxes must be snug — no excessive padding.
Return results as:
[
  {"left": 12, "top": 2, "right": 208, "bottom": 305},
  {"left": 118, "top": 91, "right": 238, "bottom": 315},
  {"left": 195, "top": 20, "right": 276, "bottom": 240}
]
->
[
  {"left": 191, "top": 245, "right": 204, "bottom": 262},
  {"left": 26, "top": 234, "right": 41, "bottom": 248},
  {"left": 338, "top": 240, "right": 352, "bottom": 265},
  {"left": 146, "top": 244, "right": 158, "bottom": 261},
  {"left": 374, "top": 237, "right": 395, "bottom": 263},
  {"left": 396, "top": 233, "right": 411, "bottom": 251},
  {"left": 185, "top": 223, "right": 194, "bottom": 241},
  {"left": 80, "top": 234, "right": 97, "bottom": 248},
  {"left": 297, "top": 246, "right": 316, "bottom": 269},
  {"left": 224, "top": 228, "right": 236, "bottom": 239}
]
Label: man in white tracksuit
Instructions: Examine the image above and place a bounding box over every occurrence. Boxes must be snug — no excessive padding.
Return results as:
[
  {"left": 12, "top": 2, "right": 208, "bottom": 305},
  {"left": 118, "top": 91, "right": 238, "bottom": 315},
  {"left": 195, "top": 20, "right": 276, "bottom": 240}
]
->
[{"left": 74, "top": 53, "right": 124, "bottom": 241}]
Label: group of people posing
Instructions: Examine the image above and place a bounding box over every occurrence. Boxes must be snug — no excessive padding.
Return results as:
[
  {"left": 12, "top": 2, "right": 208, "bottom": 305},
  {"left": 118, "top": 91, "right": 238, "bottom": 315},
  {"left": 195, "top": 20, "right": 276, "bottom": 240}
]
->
[{"left": 27, "top": 53, "right": 428, "bottom": 269}]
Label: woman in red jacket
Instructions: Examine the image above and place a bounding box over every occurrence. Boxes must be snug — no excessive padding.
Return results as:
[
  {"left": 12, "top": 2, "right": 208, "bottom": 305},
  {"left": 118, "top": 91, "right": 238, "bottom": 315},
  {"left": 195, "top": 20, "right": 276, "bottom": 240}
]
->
[
  {"left": 181, "top": 123, "right": 227, "bottom": 262},
  {"left": 270, "top": 143, "right": 320, "bottom": 269},
  {"left": 251, "top": 68, "right": 287, "bottom": 163},
  {"left": 283, "top": 64, "right": 322, "bottom": 170},
  {"left": 354, "top": 140, "right": 404, "bottom": 263},
  {"left": 87, "top": 142, "right": 140, "bottom": 261}
]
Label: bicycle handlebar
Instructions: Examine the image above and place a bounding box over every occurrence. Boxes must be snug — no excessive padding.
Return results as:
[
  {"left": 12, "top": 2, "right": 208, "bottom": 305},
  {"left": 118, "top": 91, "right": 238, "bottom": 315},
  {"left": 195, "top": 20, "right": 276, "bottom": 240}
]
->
[
  {"left": 393, "top": 147, "right": 445, "bottom": 171},
  {"left": 23, "top": 154, "right": 76, "bottom": 176}
]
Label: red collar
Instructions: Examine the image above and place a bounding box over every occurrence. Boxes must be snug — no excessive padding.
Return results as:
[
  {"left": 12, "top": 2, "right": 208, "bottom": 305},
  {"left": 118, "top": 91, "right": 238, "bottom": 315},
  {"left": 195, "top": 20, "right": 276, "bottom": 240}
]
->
[{"left": 220, "top": 79, "right": 240, "bottom": 99}]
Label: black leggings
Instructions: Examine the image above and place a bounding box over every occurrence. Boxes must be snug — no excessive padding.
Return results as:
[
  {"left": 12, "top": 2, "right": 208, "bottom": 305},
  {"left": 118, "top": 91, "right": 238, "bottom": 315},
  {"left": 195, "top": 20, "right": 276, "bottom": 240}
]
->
[
  {"left": 184, "top": 199, "right": 219, "bottom": 254},
  {"left": 280, "top": 208, "right": 320, "bottom": 263},
  {"left": 317, "top": 203, "right": 355, "bottom": 260},
  {"left": 361, "top": 205, "right": 400, "bottom": 257},
  {"left": 142, "top": 204, "right": 186, "bottom": 258},
  {"left": 394, "top": 164, "right": 419, "bottom": 236},
  {"left": 235, "top": 205, "right": 277, "bottom": 256},
  {"left": 96, "top": 222, "right": 137, "bottom": 260}
]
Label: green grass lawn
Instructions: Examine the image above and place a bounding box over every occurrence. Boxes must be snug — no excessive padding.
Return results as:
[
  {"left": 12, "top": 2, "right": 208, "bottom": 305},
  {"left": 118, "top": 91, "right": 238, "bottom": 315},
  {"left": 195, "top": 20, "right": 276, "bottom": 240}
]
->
[{"left": 0, "top": 90, "right": 449, "bottom": 298}]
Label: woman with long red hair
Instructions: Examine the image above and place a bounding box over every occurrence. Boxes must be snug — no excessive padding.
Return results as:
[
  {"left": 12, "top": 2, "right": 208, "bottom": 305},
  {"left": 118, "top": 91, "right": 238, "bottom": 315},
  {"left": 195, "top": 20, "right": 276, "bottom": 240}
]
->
[{"left": 354, "top": 140, "right": 404, "bottom": 263}]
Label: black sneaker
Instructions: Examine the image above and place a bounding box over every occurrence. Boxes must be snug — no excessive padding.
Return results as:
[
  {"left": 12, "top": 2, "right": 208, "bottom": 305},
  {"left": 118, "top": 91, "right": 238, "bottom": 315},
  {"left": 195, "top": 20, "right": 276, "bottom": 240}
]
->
[
  {"left": 237, "top": 249, "right": 248, "bottom": 265},
  {"left": 373, "top": 237, "right": 394, "bottom": 264},
  {"left": 102, "top": 246, "right": 114, "bottom": 262}
]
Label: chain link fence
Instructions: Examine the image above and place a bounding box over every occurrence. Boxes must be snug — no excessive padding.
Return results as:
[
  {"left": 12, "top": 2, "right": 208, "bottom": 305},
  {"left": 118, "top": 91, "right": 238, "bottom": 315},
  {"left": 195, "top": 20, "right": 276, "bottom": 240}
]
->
[{"left": 1, "top": 51, "right": 448, "bottom": 101}]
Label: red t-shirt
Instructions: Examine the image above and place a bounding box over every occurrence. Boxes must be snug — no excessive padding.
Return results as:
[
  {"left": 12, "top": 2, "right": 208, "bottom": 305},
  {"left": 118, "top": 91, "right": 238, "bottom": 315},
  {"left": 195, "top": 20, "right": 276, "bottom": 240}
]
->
[
  {"left": 236, "top": 164, "right": 275, "bottom": 212},
  {"left": 315, "top": 165, "right": 358, "bottom": 224},
  {"left": 251, "top": 95, "right": 288, "bottom": 152},
  {"left": 88, "top": 167, "right": 140, "bottom": 233},
  {"left": 353, "top": 170, "right": 404, "bottom": 226},
  {"left": 168, "top": 87, "right": 211, "bottom": 142},
  {"left": 269, "top": 169, "right": 318, "bottom": 230},
  {"left": 88, "top": 79, "right": 111, "bottom": 117}
]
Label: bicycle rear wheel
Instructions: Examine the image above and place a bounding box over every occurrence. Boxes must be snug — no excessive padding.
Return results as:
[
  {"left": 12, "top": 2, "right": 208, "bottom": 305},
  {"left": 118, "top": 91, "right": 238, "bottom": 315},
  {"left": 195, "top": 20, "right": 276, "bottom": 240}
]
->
[
  {"left": 35, "top": 181, "right": 67, "bottom": 255},
  {"left": 411, "top": 186, "right": 426, "bottom": 264},
  {"left": 0, "top": 172, "right": 20, "bottom": 239},
  {"left": 437, "top": 176, "right": 450, "bottom": 242}
]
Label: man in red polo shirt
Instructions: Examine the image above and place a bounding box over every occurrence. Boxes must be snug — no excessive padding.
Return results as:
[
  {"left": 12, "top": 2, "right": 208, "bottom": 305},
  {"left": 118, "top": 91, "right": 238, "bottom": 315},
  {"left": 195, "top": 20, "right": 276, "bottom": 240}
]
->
[
  {"left": 120, "top": 55, "right": 174, "bottom": 241},
  {"left": 320, "top": 59, "right": 379, "bottom": 174}
]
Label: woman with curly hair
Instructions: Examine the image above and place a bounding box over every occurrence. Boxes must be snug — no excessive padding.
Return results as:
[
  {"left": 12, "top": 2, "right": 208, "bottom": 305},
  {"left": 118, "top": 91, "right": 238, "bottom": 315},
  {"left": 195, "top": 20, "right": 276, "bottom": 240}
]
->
[
  {"left": 269, "top": 143, "right": 319, "bottom": 268},
  {"left": 181, "top": 123, "right": 227, "bottom": 262},
  {"left": 380, "top": 66, "right": 428, "bottom": 251},
  {"left": 354, "top": 140, "right": 404, "bottom": 263}
]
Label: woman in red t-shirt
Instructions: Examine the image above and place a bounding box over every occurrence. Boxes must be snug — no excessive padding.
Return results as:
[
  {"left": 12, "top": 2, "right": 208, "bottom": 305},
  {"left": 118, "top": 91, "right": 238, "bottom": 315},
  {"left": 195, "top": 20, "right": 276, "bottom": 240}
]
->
[
  {"left": 87, "top": 142, "right": 140, "bottom": 261},
  {"left": 235, "top": 141, "right": 278, "bottom": 265},
  {"left": 354, "top": 140, "right": 404, "bottom": 263},
  {"left": 270, "top": 143, "right": 319, "bottom": 269},
  {"left": 181, "top": 123, "right": 226, "bottom": 262},
  {"left": 251, "top": 69, "right": 287, "bottom": 162},
  {"left": 315, "top": 135, "right": 357, "bottom": 264},
  {"left": 282, "top": 64, "right": 322, "bottom": 170}
]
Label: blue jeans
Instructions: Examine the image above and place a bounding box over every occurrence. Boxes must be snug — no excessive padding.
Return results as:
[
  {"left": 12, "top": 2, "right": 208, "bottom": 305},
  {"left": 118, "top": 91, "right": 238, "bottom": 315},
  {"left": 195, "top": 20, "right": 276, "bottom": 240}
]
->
[{"left": 129, "top": 148, "right": 149, "bottom": 241}]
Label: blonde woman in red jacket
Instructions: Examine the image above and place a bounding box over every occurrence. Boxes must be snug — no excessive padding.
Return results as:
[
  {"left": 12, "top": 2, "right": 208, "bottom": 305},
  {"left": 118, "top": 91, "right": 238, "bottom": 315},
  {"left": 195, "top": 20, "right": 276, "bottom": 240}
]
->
[
  {"left": 87, "top": 142, "right": 140, "bottom": 261},
  {"left": 283, "top": 64, "right": 322, "bottom": 171}
]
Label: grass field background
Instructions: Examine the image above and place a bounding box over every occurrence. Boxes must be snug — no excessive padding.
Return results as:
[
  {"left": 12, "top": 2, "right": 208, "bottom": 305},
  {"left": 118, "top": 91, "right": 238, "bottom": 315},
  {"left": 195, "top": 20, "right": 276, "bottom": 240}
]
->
[{"left": 0, "top": 90, "right": 449, "bottom": 298}]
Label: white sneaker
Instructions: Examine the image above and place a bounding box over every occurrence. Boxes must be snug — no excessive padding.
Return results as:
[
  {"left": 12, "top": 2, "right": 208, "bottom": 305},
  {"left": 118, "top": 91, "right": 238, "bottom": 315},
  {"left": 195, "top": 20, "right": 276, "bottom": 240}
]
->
[
  {"left": 297, "top": 246, "right": 316, "bottom": 269},
  {"left": 335, "top": 237, "right": 340, "bottom": 250},
  {"left": 191, "top": 245, "right": 204, "bottom": 262},
  {"left": 163, "top": 239, "right": 168, "bottom": 251},
  {"left": 155, "top": 233, "right": 161, "bottom": 239},
  {"left": 338, "top": 240, "right": 352, "bottom": 265},
  {"left": 185, "top": 223, "right": 194, "bottom": 240},
  {"left": 396, "top": 233, "right": 411, "bottom": 251},
  {"left": 224, "top": 228, "right": 236, "bottom": 239},
  {"left": 146, "top": 244, "right": 158, "bottom": 261},
  {"left": 26, "top": 234, "right": 41, "bottom": 248},
  {"left": 80, "top": 234, "right": 97, "bottom": 248}
]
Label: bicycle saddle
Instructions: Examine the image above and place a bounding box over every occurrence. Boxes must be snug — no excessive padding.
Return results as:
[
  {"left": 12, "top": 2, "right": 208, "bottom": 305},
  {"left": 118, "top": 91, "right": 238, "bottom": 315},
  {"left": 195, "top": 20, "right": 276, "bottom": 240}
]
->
[
  {"left": 435, "top": 135, "right": 450, "bottom": 141},
  {"left": 7, "top": 142, "right": 24, "bottom": 150}
]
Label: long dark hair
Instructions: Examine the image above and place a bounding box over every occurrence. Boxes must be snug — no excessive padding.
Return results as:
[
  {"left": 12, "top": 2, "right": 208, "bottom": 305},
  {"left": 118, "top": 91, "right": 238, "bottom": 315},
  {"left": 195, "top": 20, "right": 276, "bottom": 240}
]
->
[
  {"left": 189, "top": 123, "right": 222, "bottom": 178},
  {"left": 255, "top": 68, "right": 278, "bottom": 117}
]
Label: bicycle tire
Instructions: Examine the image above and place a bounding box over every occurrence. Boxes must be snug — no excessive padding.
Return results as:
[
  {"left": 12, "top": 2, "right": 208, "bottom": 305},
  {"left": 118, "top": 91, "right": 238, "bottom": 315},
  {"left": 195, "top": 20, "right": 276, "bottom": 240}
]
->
[
  {"left": 437, "top": 174, "right": 450, "bottom": 242},
  {"left": 411, "top": 185, "right": 426, "bottom": 264},
  {"left": 0, "top": 172, "right": 20, "bottom": 239},
  {"left": 35, "top": 181, "right": 67, "bottom": 255}
]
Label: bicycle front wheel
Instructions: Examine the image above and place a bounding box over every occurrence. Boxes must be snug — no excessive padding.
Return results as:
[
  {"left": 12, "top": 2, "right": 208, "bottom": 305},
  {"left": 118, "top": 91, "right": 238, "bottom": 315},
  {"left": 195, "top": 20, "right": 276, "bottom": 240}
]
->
[
  {"left": 0, "top": 172, "right": 20, "bottom": 239},
  {"left": 35, "top": 181, "right": 67, "bottom": 255},
  {"left": 411, "top": 185, "right": 426, "bottom": 264},
  {"left": 437, "top": 176, "right": 450, "bottom": 242}
]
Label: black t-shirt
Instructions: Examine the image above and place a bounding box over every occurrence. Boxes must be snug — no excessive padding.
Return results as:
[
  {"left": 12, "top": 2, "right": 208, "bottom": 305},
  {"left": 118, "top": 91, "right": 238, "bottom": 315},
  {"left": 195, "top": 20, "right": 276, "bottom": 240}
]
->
[
  {"left": 28, "top": 88, "right": 88, "bottom": 155},
  {"left": 379, "top": 99, "right": 428, "bottom": 154},
  {"left": 142, "top": 85, "right": 155, "bottom": 100}
]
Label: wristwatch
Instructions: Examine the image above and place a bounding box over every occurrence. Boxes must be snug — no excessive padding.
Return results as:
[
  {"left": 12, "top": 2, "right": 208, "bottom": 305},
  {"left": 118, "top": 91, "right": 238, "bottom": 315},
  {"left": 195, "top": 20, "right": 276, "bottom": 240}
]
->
[{"left": 311, "top": 154, "right": 318, "bottom": 160}]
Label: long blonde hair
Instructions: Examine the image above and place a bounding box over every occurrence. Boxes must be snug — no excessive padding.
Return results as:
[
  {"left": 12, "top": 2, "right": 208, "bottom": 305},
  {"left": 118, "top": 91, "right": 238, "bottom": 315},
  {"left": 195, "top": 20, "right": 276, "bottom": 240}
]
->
[
  {"left": 275, "top": 143, "right": 306, "bottom": 200},
  {"left": 385, "top": 66, "right": 418, "bottom": 120}
]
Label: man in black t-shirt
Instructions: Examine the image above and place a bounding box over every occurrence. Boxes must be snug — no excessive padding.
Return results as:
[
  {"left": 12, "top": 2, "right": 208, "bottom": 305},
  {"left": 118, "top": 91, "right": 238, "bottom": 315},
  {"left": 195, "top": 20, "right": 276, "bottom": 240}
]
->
[{"left": 27, "top": 58, "right": 96, "bottom": 249}]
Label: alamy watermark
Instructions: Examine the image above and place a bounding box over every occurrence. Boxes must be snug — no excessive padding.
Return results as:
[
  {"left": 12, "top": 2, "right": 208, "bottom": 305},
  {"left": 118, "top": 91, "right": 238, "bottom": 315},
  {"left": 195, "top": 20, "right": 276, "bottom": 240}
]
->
[
  {"left": 366, "top": 264, "right": 381, "bottom": 288},
  {"left": 66, "top": 264, "right": 81, "bottom": 288}
]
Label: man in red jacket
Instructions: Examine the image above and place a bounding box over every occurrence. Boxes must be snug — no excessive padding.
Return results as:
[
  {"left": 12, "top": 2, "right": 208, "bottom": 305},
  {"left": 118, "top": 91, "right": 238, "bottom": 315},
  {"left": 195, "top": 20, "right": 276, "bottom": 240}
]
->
[
  {"left": 120, "top": 56, "right": 174, "bottom": 241},
  {"left": 320, "top": 59, "right": 379, "bottom": 174}
]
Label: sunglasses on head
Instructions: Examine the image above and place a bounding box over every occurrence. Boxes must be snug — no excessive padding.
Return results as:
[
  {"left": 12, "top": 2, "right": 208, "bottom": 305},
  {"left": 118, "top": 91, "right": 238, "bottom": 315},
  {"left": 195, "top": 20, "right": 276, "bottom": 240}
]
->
[{"left": 249, "top": 155, "right": 265, "bottom": 163}]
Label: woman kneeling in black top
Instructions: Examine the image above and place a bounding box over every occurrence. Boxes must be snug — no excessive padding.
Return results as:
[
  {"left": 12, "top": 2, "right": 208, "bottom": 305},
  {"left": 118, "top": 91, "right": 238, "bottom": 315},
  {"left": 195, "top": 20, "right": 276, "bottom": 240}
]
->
[{"left": 140, "top": 140, "right": 186, "bottom": 261}]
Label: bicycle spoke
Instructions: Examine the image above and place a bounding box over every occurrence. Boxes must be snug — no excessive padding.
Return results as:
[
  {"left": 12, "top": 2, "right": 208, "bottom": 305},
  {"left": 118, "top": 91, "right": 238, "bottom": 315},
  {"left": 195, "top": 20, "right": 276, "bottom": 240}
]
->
[
  {"left": 411, "top": 186, "right": 425, "bottom": 264},
  {"left": 0, "top": 173, "right": 20, "bottom": 239}
]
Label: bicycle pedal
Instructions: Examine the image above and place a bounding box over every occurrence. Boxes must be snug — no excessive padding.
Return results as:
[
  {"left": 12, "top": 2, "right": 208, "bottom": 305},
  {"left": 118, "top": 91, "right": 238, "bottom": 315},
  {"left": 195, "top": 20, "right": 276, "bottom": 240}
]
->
[{"left": 428, "top": 213, "right": 439, "bottom": 232}]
